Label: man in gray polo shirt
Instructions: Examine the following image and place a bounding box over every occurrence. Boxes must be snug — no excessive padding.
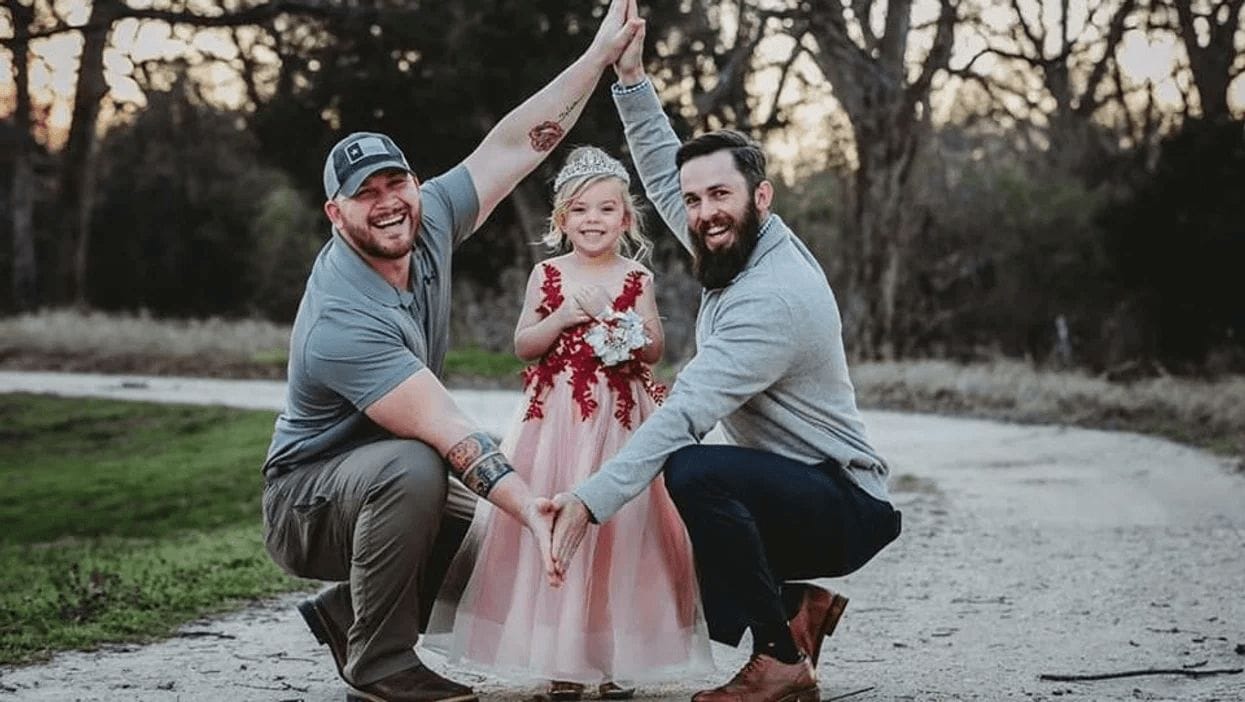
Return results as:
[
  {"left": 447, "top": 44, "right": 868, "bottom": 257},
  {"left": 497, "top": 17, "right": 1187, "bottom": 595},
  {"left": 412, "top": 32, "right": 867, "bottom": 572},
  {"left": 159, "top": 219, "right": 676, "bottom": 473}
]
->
[
  {"left": 550, "top": 21, "right": 902, "bottom": 702},
  {"left": 260, "top": 2, "right": 644, "bottom": 701}
]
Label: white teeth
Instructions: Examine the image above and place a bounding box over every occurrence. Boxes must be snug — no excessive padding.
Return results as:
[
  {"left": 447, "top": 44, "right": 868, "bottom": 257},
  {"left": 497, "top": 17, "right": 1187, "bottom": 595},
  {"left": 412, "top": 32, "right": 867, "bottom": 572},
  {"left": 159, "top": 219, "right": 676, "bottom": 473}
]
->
[{"left": 374, "top": 213, "right": 404, "bottom": 228}]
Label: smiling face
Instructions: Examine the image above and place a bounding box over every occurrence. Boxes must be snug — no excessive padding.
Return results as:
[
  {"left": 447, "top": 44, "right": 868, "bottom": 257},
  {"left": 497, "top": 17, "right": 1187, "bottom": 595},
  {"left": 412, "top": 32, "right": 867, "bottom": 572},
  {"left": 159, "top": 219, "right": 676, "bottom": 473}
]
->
[
  {"left": 324, "top": 168, "right": 422, "bottom": 260},
  {"left": 680, "top": 150, "right": 757, "bottom": 254},
  {"left": 558, "top": 178, "right": 631, "bottom": 260},
  {"left": 679, "top": 151, "right": 773, "bottom": 288}
]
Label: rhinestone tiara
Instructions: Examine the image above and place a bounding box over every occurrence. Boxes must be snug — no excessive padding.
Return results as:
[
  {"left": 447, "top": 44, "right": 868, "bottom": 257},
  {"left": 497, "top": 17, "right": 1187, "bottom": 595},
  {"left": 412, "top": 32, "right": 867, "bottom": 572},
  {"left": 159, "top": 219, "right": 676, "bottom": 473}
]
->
[{"left": 553, "top": 148, "right": 631, "bottom": 193}]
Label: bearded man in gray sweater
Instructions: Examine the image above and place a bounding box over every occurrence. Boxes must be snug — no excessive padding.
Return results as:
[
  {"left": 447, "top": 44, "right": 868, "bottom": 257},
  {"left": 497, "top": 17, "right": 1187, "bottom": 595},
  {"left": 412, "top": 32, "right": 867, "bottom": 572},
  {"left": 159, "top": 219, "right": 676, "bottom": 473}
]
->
[{"left": 548, "top": 11, "right": 902, "bottom": 702}]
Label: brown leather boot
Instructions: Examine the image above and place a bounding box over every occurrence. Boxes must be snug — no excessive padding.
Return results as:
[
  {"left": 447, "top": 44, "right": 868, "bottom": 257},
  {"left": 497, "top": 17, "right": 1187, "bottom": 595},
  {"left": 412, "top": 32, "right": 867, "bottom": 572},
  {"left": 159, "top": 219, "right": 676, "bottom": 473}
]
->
[
  {"left": 296, "top": 596, "right": 348, "bottom": 681},
  {"left": 346, "top": 662, "right": 477, "bottom": 702},
  {"left": 787, "top": 584, "right": 848, "bottom": 666},
  {"left": 691, "top": 653, "right": 818, "bottom": 702}
]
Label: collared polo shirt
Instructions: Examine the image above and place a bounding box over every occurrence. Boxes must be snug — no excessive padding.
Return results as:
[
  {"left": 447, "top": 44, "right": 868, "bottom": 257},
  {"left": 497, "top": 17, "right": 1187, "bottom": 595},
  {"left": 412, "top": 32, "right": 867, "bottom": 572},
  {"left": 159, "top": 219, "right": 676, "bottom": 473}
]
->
[{"left": 263, "top": 165, "right": 478, "bottom": 476}]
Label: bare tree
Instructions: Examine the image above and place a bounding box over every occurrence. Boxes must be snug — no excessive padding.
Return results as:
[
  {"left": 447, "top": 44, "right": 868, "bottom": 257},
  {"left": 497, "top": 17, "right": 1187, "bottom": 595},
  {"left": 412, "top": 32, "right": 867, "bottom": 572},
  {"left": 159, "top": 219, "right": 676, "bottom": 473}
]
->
[
  {"left": 1165, "top": 0, "right": 1245, "bottom": 122},
  {"left": 663, "top": 0, "right": 960, "bottom": 358},
  {"left": 3, "top": 0, "right": 351, "bottom": 306},
  {"left": 955, "top": 0, "right": 1140, "bottom": 172},
  {"left": 772, "top": 0, "right": 959, "bottom": 359},
  {"left": 4, "top": 0, "right": 38, "bottom": 310}
]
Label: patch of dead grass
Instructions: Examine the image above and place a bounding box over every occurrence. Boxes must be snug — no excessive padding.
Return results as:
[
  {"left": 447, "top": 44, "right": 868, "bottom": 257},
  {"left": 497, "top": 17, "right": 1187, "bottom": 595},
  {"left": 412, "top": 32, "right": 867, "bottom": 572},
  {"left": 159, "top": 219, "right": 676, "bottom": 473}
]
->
[
  {"left": 854, "top": 359, "right": 1245, "bottom": 461},
  {"left": 0, "top": 309, "right": 290, "bottom": 361}
]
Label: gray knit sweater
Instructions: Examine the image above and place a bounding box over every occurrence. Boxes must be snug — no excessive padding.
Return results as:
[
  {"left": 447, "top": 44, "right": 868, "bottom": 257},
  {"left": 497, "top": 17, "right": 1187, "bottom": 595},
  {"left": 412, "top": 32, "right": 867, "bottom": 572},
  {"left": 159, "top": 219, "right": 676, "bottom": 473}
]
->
[{"left": 573, "top": 79, "right": 892, "bottom": 522}]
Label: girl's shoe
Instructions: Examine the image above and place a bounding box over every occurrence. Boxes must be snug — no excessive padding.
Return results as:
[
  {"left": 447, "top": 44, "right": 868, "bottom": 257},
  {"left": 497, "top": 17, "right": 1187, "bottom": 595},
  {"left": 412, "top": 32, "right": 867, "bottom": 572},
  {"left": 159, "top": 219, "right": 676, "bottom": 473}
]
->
[
  {"left": 549, "top": 681, "right": 585, "bottom": 701},
  {"left": 598, "top": 682, "right": 635, "bottom": 700}
]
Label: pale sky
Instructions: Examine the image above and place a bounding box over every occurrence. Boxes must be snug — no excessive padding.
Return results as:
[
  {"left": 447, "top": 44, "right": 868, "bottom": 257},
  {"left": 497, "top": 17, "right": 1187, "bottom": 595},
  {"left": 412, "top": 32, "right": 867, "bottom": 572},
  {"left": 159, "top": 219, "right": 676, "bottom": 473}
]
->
[{"left": 2, "top": 0, "right": 1242, "bottom": 157}]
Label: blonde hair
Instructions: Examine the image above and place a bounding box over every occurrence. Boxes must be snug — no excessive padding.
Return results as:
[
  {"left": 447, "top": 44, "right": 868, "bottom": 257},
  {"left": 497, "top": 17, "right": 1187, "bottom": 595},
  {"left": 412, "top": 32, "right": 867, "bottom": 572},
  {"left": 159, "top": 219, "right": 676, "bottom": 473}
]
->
[{"left": 543, "top": 147, "right": 652, "bottom": 263}]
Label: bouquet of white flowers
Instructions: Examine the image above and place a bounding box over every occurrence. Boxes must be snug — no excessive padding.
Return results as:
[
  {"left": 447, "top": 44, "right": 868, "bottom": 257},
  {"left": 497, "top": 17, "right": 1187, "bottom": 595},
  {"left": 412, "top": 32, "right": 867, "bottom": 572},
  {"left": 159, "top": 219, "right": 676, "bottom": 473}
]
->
[{"left": 583, "top": 309, "right": 650, "bottom": 366}]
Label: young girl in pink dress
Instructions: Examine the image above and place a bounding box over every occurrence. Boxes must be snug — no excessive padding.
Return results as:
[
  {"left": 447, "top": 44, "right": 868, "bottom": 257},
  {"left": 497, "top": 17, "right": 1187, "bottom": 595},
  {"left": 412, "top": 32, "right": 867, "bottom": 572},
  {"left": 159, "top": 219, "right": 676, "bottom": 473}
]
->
[{"left": 425, "top": 147, "right": 711, "bottom": 699}]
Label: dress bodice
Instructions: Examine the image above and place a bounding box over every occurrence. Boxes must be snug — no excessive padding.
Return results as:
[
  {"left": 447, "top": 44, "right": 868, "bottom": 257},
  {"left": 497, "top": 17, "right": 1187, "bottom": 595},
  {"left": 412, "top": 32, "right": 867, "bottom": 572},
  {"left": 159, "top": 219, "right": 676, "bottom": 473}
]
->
[{"left": 521, "top": 263, "right": 666, "bottom": 429}]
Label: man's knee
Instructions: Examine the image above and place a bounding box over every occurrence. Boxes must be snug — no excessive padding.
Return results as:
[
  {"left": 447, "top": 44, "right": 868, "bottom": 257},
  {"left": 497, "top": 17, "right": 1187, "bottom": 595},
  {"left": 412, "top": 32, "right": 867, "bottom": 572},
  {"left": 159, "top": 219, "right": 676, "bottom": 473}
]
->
[
  {"left": 374, "top": 441, "right": 449, "bottom": 519},
  {"left": 663, "top": 445, "right": 714, "bottom": 502}
]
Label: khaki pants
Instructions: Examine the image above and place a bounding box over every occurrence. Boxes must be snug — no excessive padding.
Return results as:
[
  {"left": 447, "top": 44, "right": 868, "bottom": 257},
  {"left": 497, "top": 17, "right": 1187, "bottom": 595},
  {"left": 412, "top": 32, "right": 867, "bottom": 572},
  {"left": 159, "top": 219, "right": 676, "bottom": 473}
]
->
[{"left": 262, "top": 440, "right": 476, "bottom": 685}]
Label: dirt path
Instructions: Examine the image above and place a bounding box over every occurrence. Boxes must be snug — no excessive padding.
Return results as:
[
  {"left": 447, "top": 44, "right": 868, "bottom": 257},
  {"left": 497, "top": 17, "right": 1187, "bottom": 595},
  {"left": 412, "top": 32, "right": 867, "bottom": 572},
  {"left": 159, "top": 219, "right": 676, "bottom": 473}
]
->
[{"left": 1, "top": 372, "right": 1242, "bottom": 701}]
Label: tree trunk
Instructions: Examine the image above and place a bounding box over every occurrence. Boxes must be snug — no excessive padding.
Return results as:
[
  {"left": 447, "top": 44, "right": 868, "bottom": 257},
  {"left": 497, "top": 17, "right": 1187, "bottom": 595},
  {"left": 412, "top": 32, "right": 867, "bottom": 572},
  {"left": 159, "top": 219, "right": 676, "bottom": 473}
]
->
[
  {"left": 800, "top": 0, "right": 955, "bottom": 359},
  {"left": 1174, "top": 0, "right": 1243, "bottom": 124},
  {"left": 506, "top": 179, "right": 549, "bottom": 273},
  {"left": 847, "top": 109, "right": 920, "bottom": 359},
  {"left": 10, "top": 0, "right": 37, "bottom": 310},
  {"left": 59, "top": 0, "right": 120, "bottom": 306}
]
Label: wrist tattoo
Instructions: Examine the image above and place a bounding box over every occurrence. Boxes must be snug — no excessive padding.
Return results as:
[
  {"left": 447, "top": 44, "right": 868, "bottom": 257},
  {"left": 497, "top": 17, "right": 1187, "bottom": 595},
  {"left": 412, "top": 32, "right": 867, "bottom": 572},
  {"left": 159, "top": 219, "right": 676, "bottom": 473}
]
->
[
  {"left": 446, "top": 432, "right": 497, "bottom": 475},
  {"left": 529, "top": 121, "right": 564, "bottom": 152},
  {"left": 461, "top": 452, "right": 515, "bottom": 497}
]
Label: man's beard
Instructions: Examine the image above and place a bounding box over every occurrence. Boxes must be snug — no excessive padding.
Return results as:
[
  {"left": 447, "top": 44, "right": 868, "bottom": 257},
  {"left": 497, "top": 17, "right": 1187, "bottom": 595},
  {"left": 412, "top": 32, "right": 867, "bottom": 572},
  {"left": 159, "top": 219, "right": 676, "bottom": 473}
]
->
[
  {"left": 340, "top": 217, "right": 413, "bottom": 260},
  {"left": 690, "top": 201, "right": 762, "bottom": 289}
]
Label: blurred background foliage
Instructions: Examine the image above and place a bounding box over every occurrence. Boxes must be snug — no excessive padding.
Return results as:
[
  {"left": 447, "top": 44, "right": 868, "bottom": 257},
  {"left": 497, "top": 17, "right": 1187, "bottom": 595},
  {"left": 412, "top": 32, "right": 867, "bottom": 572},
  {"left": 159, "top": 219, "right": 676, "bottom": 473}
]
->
[{"left": 1, "top": 0, "right": 1243, "bottom": 375}]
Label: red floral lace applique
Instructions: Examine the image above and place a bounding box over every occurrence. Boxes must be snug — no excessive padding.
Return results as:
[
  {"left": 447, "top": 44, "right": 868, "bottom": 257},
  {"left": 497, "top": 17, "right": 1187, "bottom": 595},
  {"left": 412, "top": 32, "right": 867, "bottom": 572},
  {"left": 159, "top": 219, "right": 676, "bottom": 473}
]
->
[
  {"left": 534, "top": 263, "right": 564, "bottom": 319},
  {"left": 520, "top": 267, "right": 665, "bottom": 429}
]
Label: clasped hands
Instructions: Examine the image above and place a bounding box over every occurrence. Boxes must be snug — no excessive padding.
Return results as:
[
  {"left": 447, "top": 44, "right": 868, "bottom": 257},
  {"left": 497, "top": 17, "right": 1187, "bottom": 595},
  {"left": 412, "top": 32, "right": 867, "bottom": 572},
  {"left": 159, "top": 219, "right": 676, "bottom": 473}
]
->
[{"left": 520, "top": 492, "right": 593, "bottom": 588}]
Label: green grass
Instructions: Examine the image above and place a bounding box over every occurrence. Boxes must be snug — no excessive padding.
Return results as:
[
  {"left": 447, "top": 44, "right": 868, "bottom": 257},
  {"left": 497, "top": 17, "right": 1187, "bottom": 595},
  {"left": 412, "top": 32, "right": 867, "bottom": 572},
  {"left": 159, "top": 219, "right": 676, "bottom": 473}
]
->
[
  {"left": 0, "top": 394, "right": 305, "bottom": 665},
  {"left": 443, "top": 346, "right": 526, "bottom": 379}
]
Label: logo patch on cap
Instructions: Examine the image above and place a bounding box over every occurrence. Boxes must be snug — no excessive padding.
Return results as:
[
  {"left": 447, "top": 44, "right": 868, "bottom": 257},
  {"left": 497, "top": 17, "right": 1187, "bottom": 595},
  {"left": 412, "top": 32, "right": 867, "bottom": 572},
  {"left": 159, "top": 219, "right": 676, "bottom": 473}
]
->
[{"left": 344, "top": 136, "right": 389, "bottom": 164}]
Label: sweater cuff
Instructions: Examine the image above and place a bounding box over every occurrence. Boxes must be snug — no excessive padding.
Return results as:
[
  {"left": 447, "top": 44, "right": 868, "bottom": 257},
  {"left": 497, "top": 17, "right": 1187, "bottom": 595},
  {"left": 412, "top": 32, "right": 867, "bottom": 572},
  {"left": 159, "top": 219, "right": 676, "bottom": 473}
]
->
[
  {"left": 611, "top": 78, "right": 664, "bottom": 117},
  {"left": 572, "top": 478, "right": 620, "bottom": 524},
  {"left": 611, "top": 78, "right": 652, "bottom": 96}
]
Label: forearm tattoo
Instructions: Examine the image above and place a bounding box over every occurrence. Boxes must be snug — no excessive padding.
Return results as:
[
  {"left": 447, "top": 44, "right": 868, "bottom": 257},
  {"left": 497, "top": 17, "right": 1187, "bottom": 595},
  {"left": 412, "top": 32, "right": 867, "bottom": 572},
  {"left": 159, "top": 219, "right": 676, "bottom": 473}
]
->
[
  {"left": 461, "top": 453, "right": 515, "bottom": 498},
  {"left": 446, "top": 432, "right": 514, "bottom": 497},
  {"left": 529, "top": 97, "right": 582, "bottom": 152},
  {"left": 529, "top": 121, "right": 564, "bottom": 152},
  {"left": 447, "top": 432, "right": 494, "bottom": 474},
  {"left": 556, "top": 95, "right": 583, "bottom": 122}
]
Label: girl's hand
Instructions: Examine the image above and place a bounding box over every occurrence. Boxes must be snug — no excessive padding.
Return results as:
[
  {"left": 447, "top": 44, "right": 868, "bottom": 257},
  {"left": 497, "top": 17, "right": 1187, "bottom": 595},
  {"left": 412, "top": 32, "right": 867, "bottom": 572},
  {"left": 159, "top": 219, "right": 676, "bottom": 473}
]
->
[
  {"left": 555, "top": 299, "right": 593, "bottom": 328},
  {"left": 572, "top": 285, "right": 614, "bottom": 320}
]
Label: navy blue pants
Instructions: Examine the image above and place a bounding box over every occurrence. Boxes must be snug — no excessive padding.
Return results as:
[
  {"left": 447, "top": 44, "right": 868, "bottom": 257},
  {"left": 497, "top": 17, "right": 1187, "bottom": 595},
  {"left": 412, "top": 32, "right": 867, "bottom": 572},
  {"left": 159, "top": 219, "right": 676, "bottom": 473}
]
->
[{"left": 664, "top": 444, "right": 902, "bottom": 646}]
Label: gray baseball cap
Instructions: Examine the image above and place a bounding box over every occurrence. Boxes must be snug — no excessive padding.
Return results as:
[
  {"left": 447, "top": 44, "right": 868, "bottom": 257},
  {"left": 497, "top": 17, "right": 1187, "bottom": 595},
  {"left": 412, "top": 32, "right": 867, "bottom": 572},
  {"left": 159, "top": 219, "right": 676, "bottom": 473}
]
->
[{"left": 322, "top": 131, "right": 414, "bottom": 199}]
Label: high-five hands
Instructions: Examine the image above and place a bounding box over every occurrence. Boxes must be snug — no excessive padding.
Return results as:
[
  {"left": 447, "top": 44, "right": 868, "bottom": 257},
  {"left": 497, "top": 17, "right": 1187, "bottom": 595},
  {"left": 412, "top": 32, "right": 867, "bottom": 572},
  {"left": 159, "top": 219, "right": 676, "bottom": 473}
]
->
[
  {"left": 614, "top": 0, "right": 646, "bottom": 83},
  {"left": 588, "top": 0, "right": 646, "bottom": 69}
]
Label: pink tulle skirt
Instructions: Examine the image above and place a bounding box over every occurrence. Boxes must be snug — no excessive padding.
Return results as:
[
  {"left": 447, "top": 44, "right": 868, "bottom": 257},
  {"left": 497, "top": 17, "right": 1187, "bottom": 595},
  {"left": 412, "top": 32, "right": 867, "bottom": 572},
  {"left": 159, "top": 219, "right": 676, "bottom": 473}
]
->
[{"left": 423, "top": 370, "right": 713, "bottom": 683}]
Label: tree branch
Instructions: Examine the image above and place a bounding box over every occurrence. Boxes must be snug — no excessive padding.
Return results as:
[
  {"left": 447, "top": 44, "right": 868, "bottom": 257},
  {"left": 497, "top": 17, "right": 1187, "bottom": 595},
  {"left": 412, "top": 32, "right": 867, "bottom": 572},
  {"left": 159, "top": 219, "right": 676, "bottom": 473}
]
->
[
  {"left": 950, "top": 68, "right": 1045, "bottom": 118},
  {"left": 879, "top": 0, "right": 912, "bottom": 72},
  {"left": 851, "top": 0, "right": 878, "bottom": 53},
  {"left": 23, "top": 0, "right": 351, "bottom": 42},
  {"left": 1111, "top": 49, "right": 1138, "bottom": 141},
  {"left": 761, "top": 38, "right": 809, "bottom": 129},
  {"left": 1009, "top": 0, "right": 1044, "bottom": 56},
  {"left": 693, "top": 2, "right": 766, "bottom": 123},
  {"left": 1040, "top": 668, "right": 1243, "bottom": 682},
  {"left": 906, "top": 0, "right": 956, "bottom": 111},
  {"left": 1076, "top": 0, "right": 1138, "bottom": 117}
]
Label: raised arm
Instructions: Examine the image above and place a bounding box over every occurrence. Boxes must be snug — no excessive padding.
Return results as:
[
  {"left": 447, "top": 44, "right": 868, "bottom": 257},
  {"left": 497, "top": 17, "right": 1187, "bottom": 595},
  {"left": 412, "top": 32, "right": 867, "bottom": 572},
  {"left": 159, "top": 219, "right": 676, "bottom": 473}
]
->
[
  {"left": 610, "top": 18, "right": 693, "bottom": 253},
  {"left": 462, "top": 0, "right": 644, "bottom": 231}
]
